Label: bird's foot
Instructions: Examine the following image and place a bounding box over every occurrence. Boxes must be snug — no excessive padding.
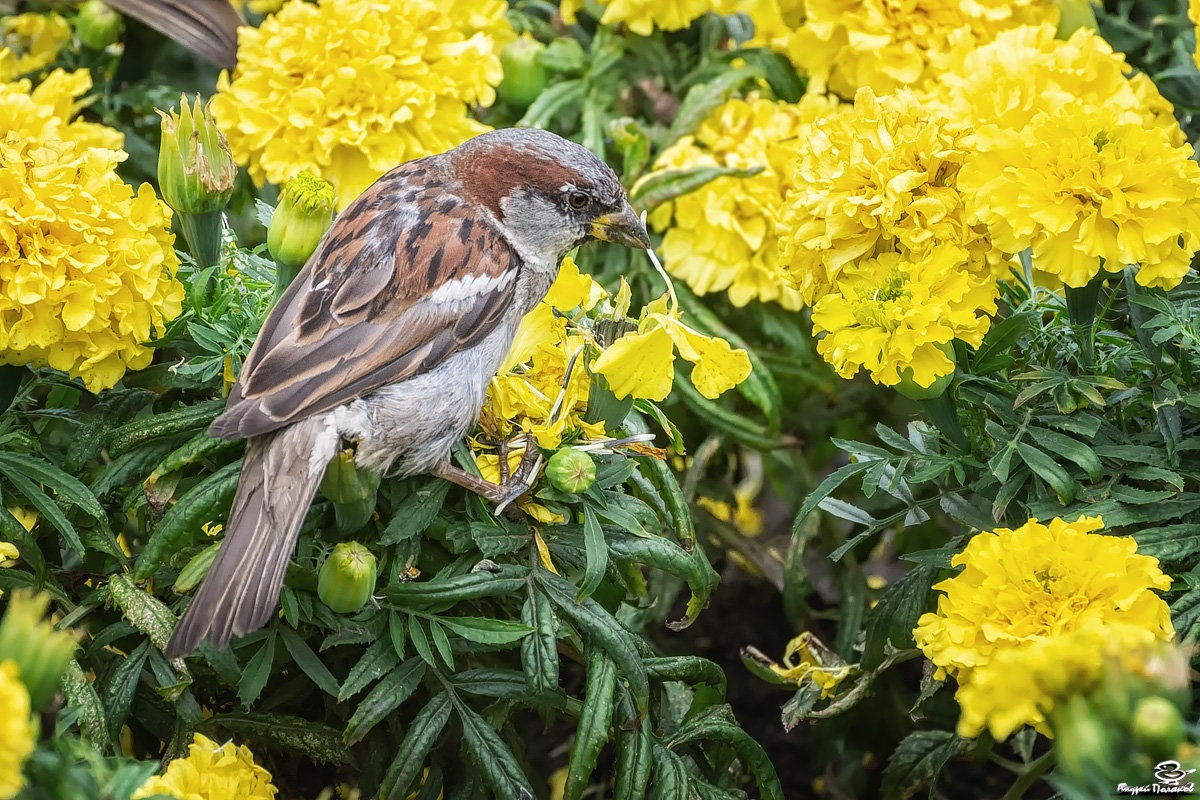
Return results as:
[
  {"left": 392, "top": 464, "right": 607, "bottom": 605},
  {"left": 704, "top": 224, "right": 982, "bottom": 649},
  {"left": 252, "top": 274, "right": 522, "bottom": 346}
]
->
[{"left": 433, "top": 435, "right": 541, "bottom": 518}]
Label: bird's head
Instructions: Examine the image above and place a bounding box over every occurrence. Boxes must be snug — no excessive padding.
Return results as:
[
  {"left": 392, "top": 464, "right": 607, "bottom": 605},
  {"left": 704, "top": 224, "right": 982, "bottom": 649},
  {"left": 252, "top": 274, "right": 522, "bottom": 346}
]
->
[{"left": 453, "top": 128, "right": 650, "bottom": 263}]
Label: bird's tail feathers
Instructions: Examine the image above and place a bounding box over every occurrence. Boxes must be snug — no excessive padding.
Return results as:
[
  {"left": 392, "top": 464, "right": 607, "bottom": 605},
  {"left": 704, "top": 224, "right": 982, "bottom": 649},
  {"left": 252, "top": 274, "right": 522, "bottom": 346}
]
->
[{"left": 165, "top": 415, "right": 338, "bottom": 659}]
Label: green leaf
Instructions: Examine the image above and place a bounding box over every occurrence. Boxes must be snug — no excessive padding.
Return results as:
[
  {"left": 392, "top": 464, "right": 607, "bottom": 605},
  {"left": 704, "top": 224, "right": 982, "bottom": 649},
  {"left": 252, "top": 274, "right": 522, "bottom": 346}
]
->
[
  {"left": 970, "top": 313, "right": 1032, "bottom": 374},
  {"left": 135, "top": 459, "right": 241, "bottom": 579},
  {"left": 279, "top": 627, "right": 341, "bottom": 697},
  {"left": 671, "top": 706, "right": 784, "bottom": 800},
  {"left": 613, "top": 691, "right": 654, "bottom": 800},
  {"left": 881, "top": 731, "right": 970, "bottom": 800},
  {"left": 863, "top": 566, "right": 935, "bottom": 670},
  {"left": 438, "top": 616, "right": 533, "bottom": 645},
  {"left": 1015, "top": 442, "right": 1076, "bottom": 504},
  {"left": 458, "top": 702, "right": 535, "bottom": 797},
  {"left": 564, "top": 645, "right": 618, "bottom": 800},
  {"left": 62, "top": 659, "right": 111, "bottom": 751},
  {"left": 629, "top": 164, "right": 764, "bottom": 211},
  {"left": 408, "top": 615, "right": 437, "bottom": 668},
  {"left": 518, "top": 78, "right": 585, "bottom": 128},
  {"left": 205, "top": 712, "right": 352, "bottom": 765},
  {"left": 665, "top": 66, "right": 757, "bottom": 143},
  {"left": 0, "top": 451, "right": 106, "bottom": 520},
  {"left": 643, "top": 655, "right": 726, "bottom": 696},
  {"left": 387, "top": 567, "right": 526, "bottom": 606},
  {"left": 1026, "top": 427, "right": 1103, "bottom": 482},
  {"left": 538, "top": 569, "right": 649, "bottom": 714},
  {"left": 578, "top": 505, "right": 608, "bottom": 602},
  {"left": 339, "top": 638, "right": 399, "bottom": 702},
  {"left": 794, "top": 461, "right": 876, "bottom": 533},
  {"left": 379, "top": 693, "right": 453, "bottom": 800},
  {"left": 521, "top": 587, "right": 560, "bottom": 695},
  {"left": 105, "top": 399, "right": 226, "bottom": 458},
  {"left": 380, "top": 480, "right": 450, "bottom": 545},
  {"left": 343, "top": 659, "right": 426, "bottom": 745},
  {"left": 650, "top": 745, "right": 689, "bottom": 800},
  {"left": 101, "top": 640, "right": 150, "bottom": 744},
  {"left": 237, "top": 633, "right": 275, "bottom": 708},
  {"left": 3, "top": 468, "right": 85, "bottom": 555},
  {"left": 109, "top": 574, "right": 185, "bottom": 663},
  {"left": 428, "top": 617, "right": 454, "bottom": 669},
  {"left": 173, "top": 541, "right": 221, "bottom": 593},
  {"left": 389, "top": 610, "right": 406, "bottom": 659}
]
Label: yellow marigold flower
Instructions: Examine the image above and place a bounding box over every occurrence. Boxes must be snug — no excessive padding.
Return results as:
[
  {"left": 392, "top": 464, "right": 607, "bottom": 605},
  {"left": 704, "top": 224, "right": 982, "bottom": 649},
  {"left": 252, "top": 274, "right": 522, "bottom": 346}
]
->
[
  {"left": 930, "top": 25, "right": 1183, "bottom": 149},
  {"left": 212, "top": 0, "right": 514, "bottom": 208},
  {"left": 778, "top": 88, "right": 993, "bottom": 307},
  {"left": 0, "top": 68, "right": 123, "bottom": 151},
  {"left": 0, "top": 135, "right": 184, "bottom": 392},
  {"left": 811, "top": 246, "right": 996, "bottom": 388},
  {"left": 955, "top": 623, "right": 1170, "bottom": 740},
  {"left": 647, "top": 93, "right": 838, "bottom": 309},
  {"left": 0, "top": 660, "right": 33, "bottom": 800},
  {"left": 743, "top": 0, "right": 1057, "bottom": 96},
  {"left": 132, "top": 733, "right": 277, "bottom": 800},
  {"left": 0, "top": 12, "right": 69, "bottom": 82},
  {"left": 560, "top": 0, "right": 736, "bottom": 35},
  {"left": 0, "top": 543, "right": 16, "bottom": 567},
  {"left": 482, "top": 259, "right": 606, "bottom": 449},
  {"left": 958, "top": 112, "right": 1200, "bottom": 290},
  {"left": 591, "top": 294, "right": 751, "bottom": 402},
  {"left": 913, "top": 516, "right": 1174, "bottom": 738}
]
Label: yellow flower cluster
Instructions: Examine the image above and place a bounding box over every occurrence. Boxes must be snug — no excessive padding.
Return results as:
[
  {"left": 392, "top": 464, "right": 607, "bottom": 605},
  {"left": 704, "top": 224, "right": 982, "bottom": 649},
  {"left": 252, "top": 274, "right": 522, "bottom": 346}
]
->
[
  {"left": 0, "top": 71, "right": 183, "bottom": 392},
  {"left": 932, "top": 25, "right": 1200, "bottom": 290},
  {"left": 560, "top": 0, "right": 736, "bottom": 35},
  {"left": 777, "top": 88, "right": 997, "bottom": 387},
  {"left": 212, "top": 0, "right": 514, "bottom": 208},
  {"left": 133, "top": 733, "right": 277, "bottom": 800},
  {"left": 0, "top": 12, "right": 69, "bottom": 82},
  {"left": 913, "top": 516, "right": 1174, "bottom": 740},
  {"left": 646, "top": 93, "right": 837, "bottom": 309},
  {"left": 0, "top": 660, "right": 32, "bottom": 800},
  {"left": 742, "top": 0, "right": 1058, "bottom": 96}
]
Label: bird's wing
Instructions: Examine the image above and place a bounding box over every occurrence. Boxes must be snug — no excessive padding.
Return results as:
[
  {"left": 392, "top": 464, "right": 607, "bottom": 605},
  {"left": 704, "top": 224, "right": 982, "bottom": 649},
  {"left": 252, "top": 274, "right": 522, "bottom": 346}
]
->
[{"left": 211, "top": 160, "right": 521, "bottom": 440}]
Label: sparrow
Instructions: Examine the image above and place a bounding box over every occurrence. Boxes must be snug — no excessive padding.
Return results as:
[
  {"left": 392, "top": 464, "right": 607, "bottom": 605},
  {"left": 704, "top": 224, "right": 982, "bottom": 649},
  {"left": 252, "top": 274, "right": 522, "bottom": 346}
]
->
[{"left": 164, "top": 128, "right": 650, "bottom": 658}]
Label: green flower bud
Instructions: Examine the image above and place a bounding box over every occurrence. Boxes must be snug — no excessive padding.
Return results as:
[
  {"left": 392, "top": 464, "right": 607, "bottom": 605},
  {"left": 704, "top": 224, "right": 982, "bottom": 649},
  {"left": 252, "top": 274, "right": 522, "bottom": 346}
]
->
[
  {"left": 1133, "top": 696, "right": 1186, "bottom": 761},
  {"left": 498, "top": 34, "right": 548, "bottom": 106},
  {"left": 546, "top": 449, "right": 596, "bottom": 493},
  {"left": 156, "top": 94, "right": 236, "bottom": 215},
  {"left": 318, "top": 542, "right": 378, "bottom": 614},
  {"left": 1052, "top": 694, "right": 1113, "bottom": 782},
  {"left": 318, "top": 450, "right": 380, "bottom": 532},
  {"left": 268, "top": 172, "right": 336, "bottom": 271},
  {"left": 0, "top": 590, "right": 79, "bottom": 710},
  {"left": 76, "top": 0, "right": 122, "bottom": 50},
  {"left": 1053, "top": 0, "right": 1098, "bottom": 38}
]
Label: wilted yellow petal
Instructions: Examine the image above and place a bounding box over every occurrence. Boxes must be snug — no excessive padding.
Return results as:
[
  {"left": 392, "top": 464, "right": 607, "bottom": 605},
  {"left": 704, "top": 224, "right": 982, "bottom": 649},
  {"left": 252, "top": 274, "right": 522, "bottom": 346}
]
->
[
  {"left": 654, "top": 315, "right": 751, "bottom": 399},
  {"left": 591, "top": 326, "right": 676, "bottom": 401},
  {"left": 500, "top": 305, "right": 560, "bottom": 374},
  {"left": 613, "top": 277, "right": 633, "bottom": 319}
]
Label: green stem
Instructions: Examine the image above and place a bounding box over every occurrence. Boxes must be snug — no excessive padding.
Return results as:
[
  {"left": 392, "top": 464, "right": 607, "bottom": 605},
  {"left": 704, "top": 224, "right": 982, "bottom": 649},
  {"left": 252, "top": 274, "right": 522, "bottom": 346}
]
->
[
  {"left": 273, "top": 258, "right": 301, "bottom": 305},
  {"left": 1064, "top": 273, "right": 1106, "bottom": 368},
  {"left": 0, "top": 364, "right": 26, "bottom": 414},
  {"left": 1000, "top": 749, "right": 1055, "bottom": 800},
  {"left": 177, "top": 210, "right": 223, "bottom": 269},
  {"left": 918, "top": 392, "right": 969, "bottom": 451}
]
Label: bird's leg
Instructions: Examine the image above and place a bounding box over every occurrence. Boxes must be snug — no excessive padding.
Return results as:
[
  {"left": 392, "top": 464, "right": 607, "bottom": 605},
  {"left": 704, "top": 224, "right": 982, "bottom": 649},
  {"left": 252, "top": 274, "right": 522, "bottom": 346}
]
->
[{"left": 431, "top": 434, "right": 541, "bottom": 517}]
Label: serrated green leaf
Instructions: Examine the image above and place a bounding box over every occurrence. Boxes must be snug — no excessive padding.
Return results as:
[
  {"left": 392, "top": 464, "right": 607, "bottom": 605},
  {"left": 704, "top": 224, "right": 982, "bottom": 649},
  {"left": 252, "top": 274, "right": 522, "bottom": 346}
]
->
[
  {"left": 344, "top": 659, "right": 425, "bottom": 745},
  {"left": 564, "top": 646, "right": 617, "bottom": 800},
  {"left": 205, "top": 711, "right": 352, "bottom": 765},
  {"left": 279, "top": 627, "right": 341, "bottom": 697},
  {"left": 339, "top": 637, "right": 399, "bottom": 702},
  {"left": 237, "top": 634, "right": 274, "bottom": 708},
  {"left": 379, "top": 693, "right": 453, "bottom": 800},
  {"left": 881, "top": 731, "right": 970, "bottom": 800},
  {"left": 437, "top": 616, "right": 533, "bottom": 645},
  {"left": 459, "top": 701, "right": 535, "bottom": 797}
]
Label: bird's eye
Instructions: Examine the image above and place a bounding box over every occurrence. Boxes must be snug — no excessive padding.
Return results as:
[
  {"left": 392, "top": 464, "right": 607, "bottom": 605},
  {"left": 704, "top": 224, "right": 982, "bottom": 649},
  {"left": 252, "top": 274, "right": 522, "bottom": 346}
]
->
[{"left": 567, "top": 191, "right": 590, "bottom": 210}]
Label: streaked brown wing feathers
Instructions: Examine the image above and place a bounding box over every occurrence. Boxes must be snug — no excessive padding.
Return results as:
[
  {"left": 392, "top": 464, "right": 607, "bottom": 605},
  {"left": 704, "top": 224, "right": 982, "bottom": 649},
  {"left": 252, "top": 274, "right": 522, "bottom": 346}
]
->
[{"left": 211, "top": 161, "right": 520, "bottom": 440}]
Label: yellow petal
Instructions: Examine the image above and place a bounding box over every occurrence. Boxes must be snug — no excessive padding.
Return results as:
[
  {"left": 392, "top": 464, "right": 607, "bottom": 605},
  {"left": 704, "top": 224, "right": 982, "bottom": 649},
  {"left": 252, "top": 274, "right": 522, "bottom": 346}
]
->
[
  {"left": 545, "top": 256, "right": 605, "bottom": 312},
  {"left": 591, "top": 326, "right": 676, "bottom": 401},
  {"left": 655, "top": 315, "right": 751, "bottom": 399}
]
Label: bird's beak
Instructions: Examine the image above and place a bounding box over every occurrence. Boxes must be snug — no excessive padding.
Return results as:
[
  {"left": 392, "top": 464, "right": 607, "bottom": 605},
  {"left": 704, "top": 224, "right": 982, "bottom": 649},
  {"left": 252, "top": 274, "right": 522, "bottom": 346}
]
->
[{"left": 590, "top": 203, "right": 651, "bottom": 249}]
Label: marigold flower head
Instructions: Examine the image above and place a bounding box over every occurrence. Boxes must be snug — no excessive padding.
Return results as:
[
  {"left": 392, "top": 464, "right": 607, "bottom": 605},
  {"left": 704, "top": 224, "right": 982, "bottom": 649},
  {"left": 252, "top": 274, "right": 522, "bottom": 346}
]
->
[
  {"left": 811, "top": 245, "right": 995, "bottom": 388},
  {"left": 743, "top": 0, "right": 1058, "bottom": 96},
  {"left": 559, "top": 0, "right": 736, "bottom": 35},
  {"left": 778, "top": 88, "right": 994, "bottom": 306},
  {"left": 0, "top": 68, "right": 123, "bottom": 152},
  {"left": 133, "top": 733, "right": 277, "bottom": 800},
  {"left": 0, "top": 135, "right": 184, "bottom": 392},
  {"left": 647, "top": 93, "right": 838, "bottom": 309},
  {"left": 930, "top": 25, "right": 1184, "bottom": 149},
  {"left": 913, "top": 516, "right": 1174, "bottom": 738},
  {"left": 212, "top": 0, "right": 514, "bottom": 208},
  {"left": 958, "top": 111, "right": 1200, "bottom": 290},
  {"left": 0, "top": 12, "right": 69, "bottom": 82},
  {"left": 954, "top": 623, "right": 1172, "bottom": 740},
  {"left": 0, "top": 660, "right": 33, "bottom": 800}
]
